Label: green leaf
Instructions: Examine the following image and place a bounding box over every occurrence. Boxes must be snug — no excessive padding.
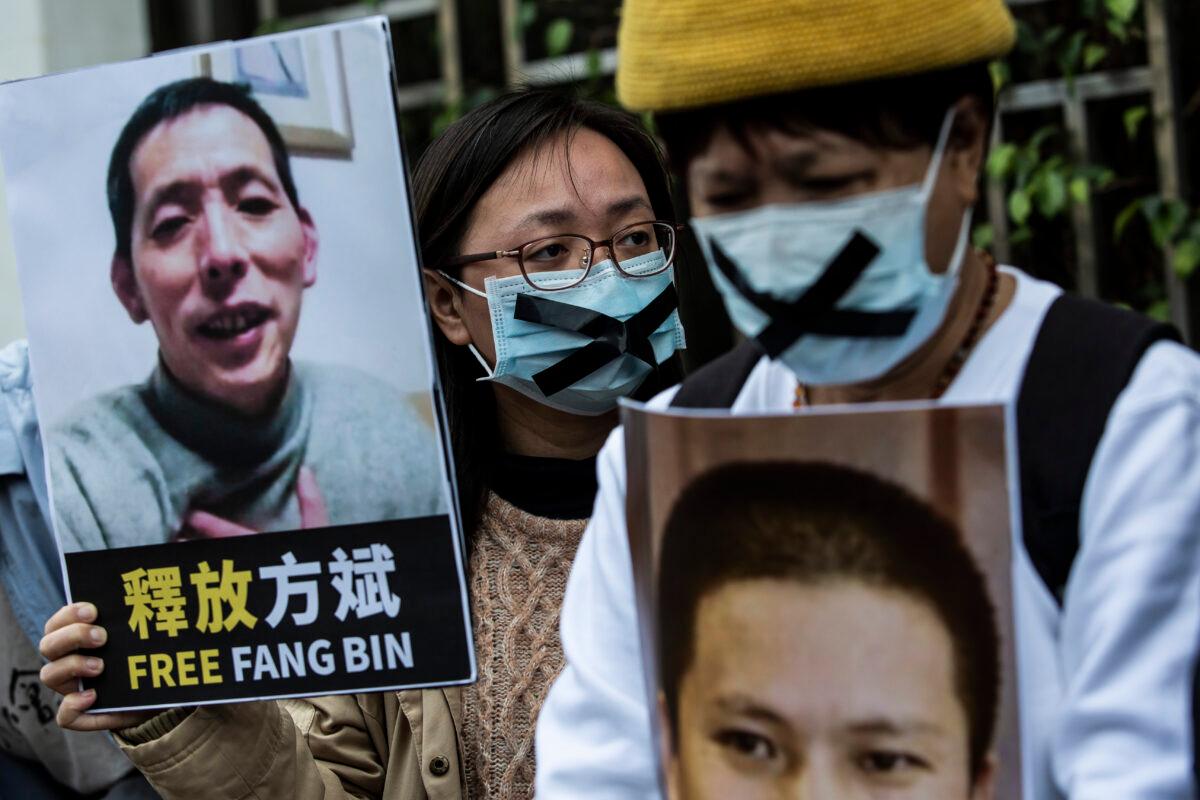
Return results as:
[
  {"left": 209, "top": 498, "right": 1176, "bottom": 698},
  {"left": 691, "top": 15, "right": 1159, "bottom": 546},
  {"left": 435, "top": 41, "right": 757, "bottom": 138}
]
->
[
  {"left": 986, "top": 143, "right": 1019, "bottom": 179},
  {"left": 1124, "top": 105, "right": 1149, "bottom": 141},
  {"left": 1083, "top": 43, "right": 1109, "bottom": 70},
  {"left": 1009, "top": 189, "right": 1032, "bottom": 226},
  {"left": 519, "top": 1, "right": 537, "bottom": 31},
  {"left": 1059, "top": 31, "right": 1087, "bottom": 79},
  {"left": 1140, "top": 195, "right": 1163, "bottom": 223},
  {"left": 1014, "top": 152, "right": 1038, "bottom": 186},
  {"left": 972, "top": 223, "right": 995, "bottom": 251},
  {"left": 1173, "top": 239, "right": 1200, "bottom": 278},
  {"left": 1142, "top": 197, "right": 1188, "bottom": 247},
  {"left": 1106, "top": 0, "right": 1139, "bottom": 24},
  {"left": 1106, "top": 17, "right": 1129, "bottom": 42},
  {"left": 989, "top": 60, "right": 1010, "bottom": 94},
  {"left": 545, "top": 18, "right": 574, "bottom": 57},
  {"left": 1146, "top": 299, "right": 1172, "bottom": 322},
  {"left": 1158, "top": 200, "right": 1190, "bottom": 245},
  {"left": 1010, "top": 226, "right": 1033, "bottom": 246},
  {"left": 1042, "top": 154, "right": 1066, "bottom": 172},
  {"left": 1036, "top": 170, "right": 1068, "bottom": 218},
  {"left": 1028, "top": 125, "right": 1058, "bottom": 154},
  {"left": 1015, "top": 20, "right": 1039, "bottom": 53},
  {"left": 584, "top": 48, "right": 602, "bottom": 81},
  {"left": 1070, "top": 177, "right": 1090, "bottom": 204},
  {"left": 1114, "top": 199, "right": 1143, "bottom": 240},
  {"left": 1043, "top": 25, "right": 1065, "bottom": 47}
]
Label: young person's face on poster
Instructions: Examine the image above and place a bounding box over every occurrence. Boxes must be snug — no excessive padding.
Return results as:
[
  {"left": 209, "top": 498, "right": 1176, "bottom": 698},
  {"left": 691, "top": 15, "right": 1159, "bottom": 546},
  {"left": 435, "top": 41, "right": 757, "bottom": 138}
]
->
[
  {"left": 667, "top": 579, "right": 988, "bottom": 799},
  {"left": 623, "top": 404, "right": 1015, "bottom": 799},
  {"left": 0, "top": 19, "right": 475, "bottom": 712}
]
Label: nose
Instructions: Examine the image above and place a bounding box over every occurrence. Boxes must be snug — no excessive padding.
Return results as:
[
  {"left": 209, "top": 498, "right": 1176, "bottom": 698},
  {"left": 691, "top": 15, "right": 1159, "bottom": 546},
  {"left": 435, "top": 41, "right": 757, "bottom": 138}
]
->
[
  {"left": 755, "top": 751, "right": 842, "bottom": 800},
  {"left": 591, "top": 242, "right": 618, "bottom": 271},
  {"left": 791, "top": 760, "right": 842, "bottom": 800},
  {"left": 197, "top": 202, "right": 248, "bottom": 292}
]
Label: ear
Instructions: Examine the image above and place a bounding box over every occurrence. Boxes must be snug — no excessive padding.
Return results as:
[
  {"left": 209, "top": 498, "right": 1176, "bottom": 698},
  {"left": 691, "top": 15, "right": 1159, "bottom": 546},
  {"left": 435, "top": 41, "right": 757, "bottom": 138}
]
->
[
  {"left": 948, "top": 95, "right": 990, "bottom": 207},
  {"left": 298, "top": 206, "right": 319, "bottom": 287},
  {"left": 968, "top": 751, "right": 998, "bottom": 800},
  {"left": 111, "top": 254, "right": 148, "bottom": 323},
  {"left": 422, "top": 268, "right": 474, "bottom": 346}
]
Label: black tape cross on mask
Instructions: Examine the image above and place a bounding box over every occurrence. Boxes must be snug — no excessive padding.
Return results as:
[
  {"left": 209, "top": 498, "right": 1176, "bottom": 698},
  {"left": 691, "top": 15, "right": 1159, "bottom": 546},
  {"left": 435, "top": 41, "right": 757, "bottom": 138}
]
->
[
  {"left": 710, "top": 232, "right": 916, "bottom": 358},
  {"left": 513, "top": 283, "right": 679, "bottom": 397}
]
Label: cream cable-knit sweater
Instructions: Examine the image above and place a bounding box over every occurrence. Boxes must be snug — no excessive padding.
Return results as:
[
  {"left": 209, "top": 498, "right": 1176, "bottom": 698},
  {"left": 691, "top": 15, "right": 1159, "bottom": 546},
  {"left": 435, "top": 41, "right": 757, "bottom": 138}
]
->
[{"left": 462, "top": 492, "right": 587, "bottom": 800}]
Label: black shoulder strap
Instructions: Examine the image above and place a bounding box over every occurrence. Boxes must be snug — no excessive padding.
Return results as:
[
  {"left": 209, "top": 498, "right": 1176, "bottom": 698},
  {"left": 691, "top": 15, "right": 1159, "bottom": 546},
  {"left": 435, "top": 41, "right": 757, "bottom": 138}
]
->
[
  {"left": 1016, "top": 292, "right": 1181, "bottom": 604},
  {"left": 670, "top": 340, "right": 765, "bottom": 409}
]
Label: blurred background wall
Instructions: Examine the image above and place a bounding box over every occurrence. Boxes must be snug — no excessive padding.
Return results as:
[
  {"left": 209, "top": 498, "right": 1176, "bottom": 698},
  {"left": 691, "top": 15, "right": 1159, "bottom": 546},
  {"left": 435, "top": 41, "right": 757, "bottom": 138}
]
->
[{"left": 0, "top": 0, "right": 150, "bottom": 348}]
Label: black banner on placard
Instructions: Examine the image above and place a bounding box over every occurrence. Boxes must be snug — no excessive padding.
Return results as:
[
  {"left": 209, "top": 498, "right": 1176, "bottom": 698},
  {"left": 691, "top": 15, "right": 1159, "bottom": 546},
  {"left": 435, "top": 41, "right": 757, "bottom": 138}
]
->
[{"left": 66, "top": 514, "right": 473, "bottom": 711}]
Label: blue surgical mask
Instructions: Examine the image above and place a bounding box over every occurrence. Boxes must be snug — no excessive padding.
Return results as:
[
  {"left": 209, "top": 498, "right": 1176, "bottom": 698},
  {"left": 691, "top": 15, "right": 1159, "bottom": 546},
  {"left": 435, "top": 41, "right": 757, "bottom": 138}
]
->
[
  {"left": 691, "top": 109, "right": 971, "bottom": 386},
  {"left": 441, "top": 250, "right": 686, "bottom": 416}
]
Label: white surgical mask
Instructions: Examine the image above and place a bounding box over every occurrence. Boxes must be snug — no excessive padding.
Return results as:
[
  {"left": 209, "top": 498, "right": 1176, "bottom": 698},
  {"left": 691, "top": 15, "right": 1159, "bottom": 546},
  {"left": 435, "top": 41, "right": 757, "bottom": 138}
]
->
[
  {"left": 441, "top": 251, "right": 686, "bottom": 415},
  {"left": 691, "top": 108, "right": 971, "bottom": 386}
]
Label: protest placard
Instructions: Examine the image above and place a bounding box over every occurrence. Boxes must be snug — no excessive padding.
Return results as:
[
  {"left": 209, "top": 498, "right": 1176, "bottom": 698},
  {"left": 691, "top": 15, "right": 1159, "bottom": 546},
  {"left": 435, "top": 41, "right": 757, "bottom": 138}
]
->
[
  {"left": 0, "top": 18, "right": 474, "bottom": 711},
  {"left": 623, "top": 401, "right": 1021, "bottom": 799}
]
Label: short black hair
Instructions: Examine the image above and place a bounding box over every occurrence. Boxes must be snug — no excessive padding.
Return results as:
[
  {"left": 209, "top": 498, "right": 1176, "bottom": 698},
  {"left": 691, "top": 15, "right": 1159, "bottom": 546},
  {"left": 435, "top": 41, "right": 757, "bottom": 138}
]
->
[
  {"left": 657, "top": 460, "right": 1000, "bottom": 780},
  {"left": 654, "top": 61, "right": 995, "bottom": 179},
  {"left": 107, "top": 77, "right": 301, "bottom": 259}
]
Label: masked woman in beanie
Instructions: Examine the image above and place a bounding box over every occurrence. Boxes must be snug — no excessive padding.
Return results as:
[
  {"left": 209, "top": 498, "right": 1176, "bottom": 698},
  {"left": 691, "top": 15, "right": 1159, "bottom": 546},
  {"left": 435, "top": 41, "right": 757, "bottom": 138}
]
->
[
  {"left": 37, "top": 88, "right": 686, "bottom": 800},
  {"left": 537, "top": 1, "right": 1200, "bottom": 797}
]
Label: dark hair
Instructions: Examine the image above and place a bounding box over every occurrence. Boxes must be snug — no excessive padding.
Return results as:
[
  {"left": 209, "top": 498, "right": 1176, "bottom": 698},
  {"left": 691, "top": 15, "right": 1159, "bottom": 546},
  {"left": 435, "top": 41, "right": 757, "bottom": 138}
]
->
[
  {"left": 107, "top": 77, "right": 301, "bottom": 259},
  {"left": 657, "top": 460, "right": 1000, "bottom": 780},
  {"left": 412, "top": 87, "right": 680, "bottom": 536},
  {"left": 655, "top": 61, "right": 995, "bottom": 179}
]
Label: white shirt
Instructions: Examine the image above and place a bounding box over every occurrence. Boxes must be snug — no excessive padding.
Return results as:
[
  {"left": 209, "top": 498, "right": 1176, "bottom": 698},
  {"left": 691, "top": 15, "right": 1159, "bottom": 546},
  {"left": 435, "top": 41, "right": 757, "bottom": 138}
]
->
[{"left": 536, "top": 268, "right": 1200, "bottom": 799}]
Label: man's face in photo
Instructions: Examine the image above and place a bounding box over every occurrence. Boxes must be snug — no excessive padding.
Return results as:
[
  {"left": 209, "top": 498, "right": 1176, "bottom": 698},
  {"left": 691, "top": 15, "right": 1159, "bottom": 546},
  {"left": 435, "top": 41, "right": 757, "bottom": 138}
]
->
[
  {"left": 666, "top": 579, "right": 993, "bottom": 800},
  {"left": 113, "top": 103, "right": 318, "bottom": 415}
]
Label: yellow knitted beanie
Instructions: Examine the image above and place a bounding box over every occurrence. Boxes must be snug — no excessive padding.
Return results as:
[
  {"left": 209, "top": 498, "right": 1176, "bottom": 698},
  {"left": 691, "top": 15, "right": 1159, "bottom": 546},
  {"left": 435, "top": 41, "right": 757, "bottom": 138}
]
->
[{"left": 617, "top": 0, "right": 1015, "bottom": 112}]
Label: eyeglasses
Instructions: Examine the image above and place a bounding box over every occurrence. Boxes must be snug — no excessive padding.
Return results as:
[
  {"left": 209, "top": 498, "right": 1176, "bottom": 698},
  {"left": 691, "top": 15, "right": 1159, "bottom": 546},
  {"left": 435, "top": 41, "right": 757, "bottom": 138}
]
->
[{"left": 444, "top": 220, "right": 684, "bottom": 291}]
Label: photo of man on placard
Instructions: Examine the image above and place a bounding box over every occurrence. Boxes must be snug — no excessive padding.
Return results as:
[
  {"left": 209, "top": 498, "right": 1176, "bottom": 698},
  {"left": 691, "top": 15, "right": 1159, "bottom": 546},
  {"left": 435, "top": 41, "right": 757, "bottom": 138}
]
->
[
  {"left": 656, "top": 461, "right": 1000, "bottom": 800},
  {"left": 46, "top": 76, "right": 445, "bottom": 551},
  {"left": 619, "top": 403, "right": 1020, "bottom": 798}
]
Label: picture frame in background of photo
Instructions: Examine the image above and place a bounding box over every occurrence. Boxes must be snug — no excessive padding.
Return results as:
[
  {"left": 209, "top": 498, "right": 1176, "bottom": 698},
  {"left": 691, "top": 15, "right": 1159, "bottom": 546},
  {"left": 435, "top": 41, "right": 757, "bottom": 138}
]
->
[{"left": 198, "top": 30, "right": 354, "bottom": 156}]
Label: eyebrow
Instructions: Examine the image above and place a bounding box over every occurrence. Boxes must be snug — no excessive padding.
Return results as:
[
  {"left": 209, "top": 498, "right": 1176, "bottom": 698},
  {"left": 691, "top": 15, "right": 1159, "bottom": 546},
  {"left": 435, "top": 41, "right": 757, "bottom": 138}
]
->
[
  {"left": 607, "top": 195, "right": 654, "bottom": 218},
  {"left": 692, "top": 167, "right": 754, "bottom": 187},
  {"left": 220, "top": 165, "right": 282, "bottom": 197},
  {"left": 514, "top": 196, "right": 654, "bottom": 231},
  {"left": 845, "top": 718, "right": 948, "bottom": 736},
  {"left": 772, "top": 150, "right": 821, "bottom": 182},
  {"left": 713, "top": 696, "right": 948, "bottom": 737},
  {"left": 714, "top": 695, "right": 789, "bottom": 725},
  {"left": 517, "top": 207, "right": 576, "bottom": 229},
  {"left": 143, "top": 180, "right": 202, "bottom": 220}
]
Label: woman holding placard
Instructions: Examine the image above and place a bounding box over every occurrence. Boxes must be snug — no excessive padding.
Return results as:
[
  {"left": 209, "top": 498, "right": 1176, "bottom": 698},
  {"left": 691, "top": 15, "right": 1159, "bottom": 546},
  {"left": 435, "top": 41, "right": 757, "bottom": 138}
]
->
[{"left": 38, "top": 87, "right": 687, "bottom": 799}]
